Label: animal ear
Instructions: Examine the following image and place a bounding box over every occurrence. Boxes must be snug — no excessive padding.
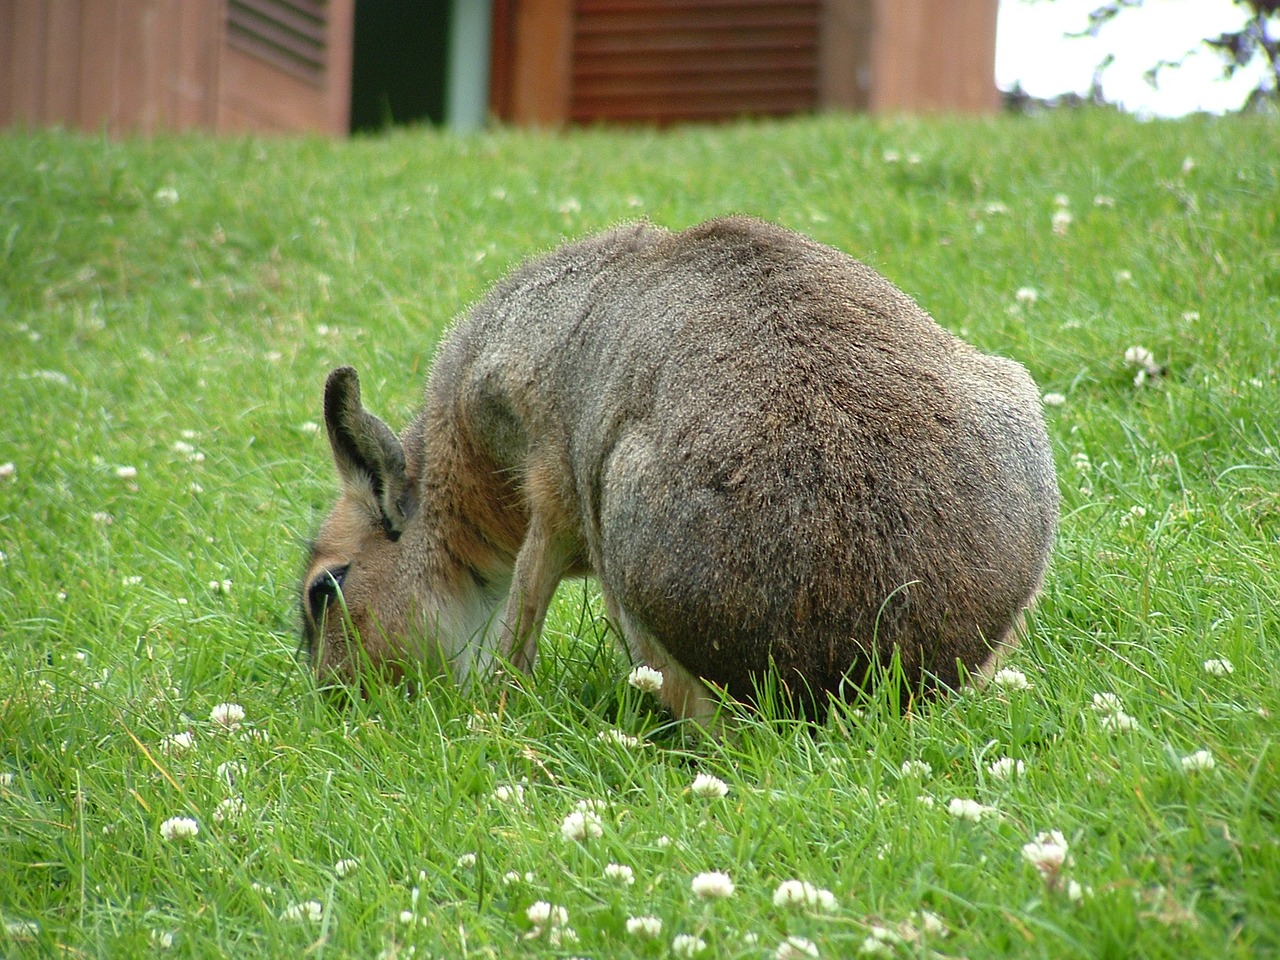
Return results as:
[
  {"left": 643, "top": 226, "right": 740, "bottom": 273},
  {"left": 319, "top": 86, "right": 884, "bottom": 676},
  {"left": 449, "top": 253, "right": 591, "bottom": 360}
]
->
[{"left": 323, "top": 366, "right": 417, "bottom": 539}]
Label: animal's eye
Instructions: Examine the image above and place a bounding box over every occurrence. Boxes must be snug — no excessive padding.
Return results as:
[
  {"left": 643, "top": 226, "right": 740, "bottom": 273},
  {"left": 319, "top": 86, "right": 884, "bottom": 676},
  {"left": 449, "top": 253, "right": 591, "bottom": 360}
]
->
[{"left": 307, "top": 564, "right": 350, "bottom": 621}]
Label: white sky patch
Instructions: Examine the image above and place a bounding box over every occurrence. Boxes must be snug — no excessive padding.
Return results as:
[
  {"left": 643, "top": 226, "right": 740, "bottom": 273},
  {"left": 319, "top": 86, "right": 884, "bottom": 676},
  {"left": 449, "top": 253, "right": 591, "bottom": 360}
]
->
[{"left": 997, "top": 0, "right": 1269, "bottom": 116}]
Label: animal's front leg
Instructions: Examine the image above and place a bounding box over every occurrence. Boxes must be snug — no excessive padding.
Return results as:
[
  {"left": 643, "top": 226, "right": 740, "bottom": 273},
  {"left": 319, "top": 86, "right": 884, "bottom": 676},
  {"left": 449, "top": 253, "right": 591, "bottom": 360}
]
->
[{"left": 498, "top": 519, "right": 572, "bottom": 673}]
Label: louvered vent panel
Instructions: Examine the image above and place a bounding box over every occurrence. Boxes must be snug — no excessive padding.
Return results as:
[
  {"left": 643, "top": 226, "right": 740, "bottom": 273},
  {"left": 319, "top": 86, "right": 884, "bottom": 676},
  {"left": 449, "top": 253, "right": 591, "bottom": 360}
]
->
[
  {"left": 227, "top": 0, "right": 328, "bottom": 87},
  {"left": 571, "top": 0, "right": 820, "bottom": 124}
]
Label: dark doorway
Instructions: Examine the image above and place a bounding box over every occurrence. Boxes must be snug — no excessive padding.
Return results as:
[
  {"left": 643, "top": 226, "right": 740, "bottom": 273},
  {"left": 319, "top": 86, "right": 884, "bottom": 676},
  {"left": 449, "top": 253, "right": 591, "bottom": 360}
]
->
[{"left": 349, "top": 1, "right": 451, "bottom": 132}]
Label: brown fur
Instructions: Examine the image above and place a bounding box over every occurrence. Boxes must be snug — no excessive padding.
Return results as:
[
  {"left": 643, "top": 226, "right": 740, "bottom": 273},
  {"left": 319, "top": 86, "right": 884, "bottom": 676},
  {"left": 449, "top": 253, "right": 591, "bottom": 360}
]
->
[{"left": 300, "top": 217, "right": 1059, "bottom": 720}]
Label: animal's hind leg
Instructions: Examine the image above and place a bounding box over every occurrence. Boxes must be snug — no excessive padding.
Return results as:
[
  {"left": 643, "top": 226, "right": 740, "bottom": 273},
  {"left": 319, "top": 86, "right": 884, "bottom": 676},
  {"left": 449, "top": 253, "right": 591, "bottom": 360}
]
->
[{"left": 601, "top": 593, "right": 720, "bottom": 725}]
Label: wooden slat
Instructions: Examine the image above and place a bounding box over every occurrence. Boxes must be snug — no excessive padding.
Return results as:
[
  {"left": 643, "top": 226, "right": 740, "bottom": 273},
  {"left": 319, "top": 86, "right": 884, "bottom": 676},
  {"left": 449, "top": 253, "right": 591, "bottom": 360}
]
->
[
  {"left": 579, "top": 0, "right": 815, "bottom": 9},
  {"left": 11, "top": 3, "right": 48, "bottom": 122},
  {"left": 569, "top": 0, "right": 819, "bottom": 125},
  {"left": 576, "top": 47, "right": 814, "bottom": 76},
  {"left": 226, "top": 0, "right": 326, "bottom": 87},
  {"left": 173, "top": 1, "right": 222, "bottom": 129},
  {"left": 115, "top": 0, "right": 149, "bottom": 132},
  {"left": 44, "top": 0, "right": 84, "bottom": 123},
  {"left": 78, "top": 0, "right": 119, "bottom": 130}
]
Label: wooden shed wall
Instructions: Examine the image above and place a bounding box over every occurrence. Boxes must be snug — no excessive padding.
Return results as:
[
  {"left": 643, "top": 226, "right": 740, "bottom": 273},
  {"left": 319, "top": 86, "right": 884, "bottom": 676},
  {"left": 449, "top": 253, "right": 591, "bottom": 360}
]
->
[
  {"left": 493, "top": 0, "right": 1000, "bottom": 126},
  {"left": 0, "top": 0, "right": 353, "bottom": 136}
]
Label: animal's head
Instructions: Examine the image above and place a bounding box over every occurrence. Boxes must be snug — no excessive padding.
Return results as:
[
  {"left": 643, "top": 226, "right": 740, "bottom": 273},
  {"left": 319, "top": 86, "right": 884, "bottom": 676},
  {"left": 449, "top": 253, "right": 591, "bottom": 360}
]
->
[{"left": 301, "top": 366, "right": 419, "bottom": 684}]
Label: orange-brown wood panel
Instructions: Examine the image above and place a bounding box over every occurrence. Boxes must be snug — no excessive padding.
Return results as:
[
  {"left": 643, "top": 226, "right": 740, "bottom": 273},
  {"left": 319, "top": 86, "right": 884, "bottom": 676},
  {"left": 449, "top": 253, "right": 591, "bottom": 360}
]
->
[
  {"left": 173, "top": 0, "right": 221, "bottom": 130},
  {"left": 869, "top": 0, "right": 997, "bottom": 113},
  {"left": 509, "top": 0, "right": 575, "bottom": 126},
  {"left": 217, "top": 43, "right": 328, "bottom": 133},
  {"left": 325, "top": 0, "right": 355, "bottom": 133},
  {"left": 78, "top": 0, "right": 120, "bottom": 131},
  {"left": 569, "top": 0, "right": 820, "bottom": 125},
  {"left": 44, "top": 0, "right": 85, "bottom": 124},
  {"left": 0, "top": 4, "right": 14, "bottom": 124},
  {"left": 115, "top": 0, "right": 153, "bottom": 133},
  {"left": 10, "top": 4, "right": 49, "bottom": 123}
]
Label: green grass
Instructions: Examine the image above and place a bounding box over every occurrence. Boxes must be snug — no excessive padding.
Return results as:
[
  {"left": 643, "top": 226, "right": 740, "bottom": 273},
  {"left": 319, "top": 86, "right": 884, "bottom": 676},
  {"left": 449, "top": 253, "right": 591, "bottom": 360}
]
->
[{"left": 2, "top": 109, "right": 1278, "bottom": 959}]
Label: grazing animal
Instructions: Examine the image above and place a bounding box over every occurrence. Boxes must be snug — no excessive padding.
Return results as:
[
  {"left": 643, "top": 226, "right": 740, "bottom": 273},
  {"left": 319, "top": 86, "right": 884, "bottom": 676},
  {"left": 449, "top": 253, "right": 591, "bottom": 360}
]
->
[{"left": 300, "top": 216, "right": 1059, "bottom": 721}]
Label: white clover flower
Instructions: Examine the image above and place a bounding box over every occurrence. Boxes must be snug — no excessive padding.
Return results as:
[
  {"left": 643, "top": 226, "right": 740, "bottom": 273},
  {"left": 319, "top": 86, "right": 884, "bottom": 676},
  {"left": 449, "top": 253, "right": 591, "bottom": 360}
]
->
[
  {"left": 604, "top": 862, "right": 636, "bottom": 885},
  {"left": 899, "top": 759, "right": 932, "bottom": 778},
  {"left": 626, "top": 915, "right": 663, "bottom": 938},
  {"left": 597, "top": 729, "right": 642, "bottom": 748},
  {"left": 122, "top": 575, "right": 142, "bottom": 587},
  {"left": 1042, "top": 392, "right": 1066, "bottom": 407},
  {"left": 672, "top": 933, "right": 708, "bottom": 957},
  {"left": 491, "top": 783, "right": 525, "bottom": 805},
  {"left": 1181, "top": 156, "right": 1196, "bottom": 175},
  {"left": 627, "top": 665, "right": 664, "bottom": 694},
  {"left": 0, "top": 772, "right": 14, "bottom": 787},
  {"left": 1180, "top": 749, "right": 1215, "bottom": 772},
  {"left": 281, "top": 900, "right": 323, "bottom": 922},
  {"left": 92, "top": 511, "right": 113, "bottom": 525},
  {"left": 1124, "top": 345, "right": 1160, "bottom": 372},
  {"left": 560, "top": 810, "right": 603, "bottom": 842},
  {"left": 1091, "top": 692, "right": 1124, "bottom": 715},
  {"left": 398, "top": 909, "right": 415, "bottom": 924},
  {"left": 1121, "top": 505, "right": 1148, "bottom": 527},
  {"left": 526, "top": 901, "right": 569, "bottom": 928},
  {"left": 210, "top": 702, "right": 245, "bottom": 730},
  {"left": 300, "top": 421, "right": 321, "bottom": 434},
  {"left": 691, "top": 871, "right": 735, "bottom": 899},
  {"left": 546, "top": 926, "right": 578, "bottom": 946},
  {"left": 1094, "top": 194, "right": 1117, "bottom": 207},
  {"left": 859, "top": 926, "right": 901, "bottom": 956},
  {"left": 984, "top": 201, "right": 1010, "bottom": 215},
  {"left": 990, "top": 667, "right": 1032, "bottom": 691},
  {"left": 988, "top": 757, "right": 1025, "bottom": 780},
  {"left": 1067, "top": 879, "right": 1092, "bottom": 902},
  {"left": 1100, "top": 710, "right": 1139, "bottom": 733},
  {"left": 217, "top": 760, "right": 246, "bottom": 787},
  {"left": 1051, "top": 209, "right": 1073, "bottom": 235},
  {"left": 334, "top": 858, "right": 359, "bottom": 877},
  {"left": 1022, "top": 830, "right": 1070, "bottom": 877},
  {"left": 772, "top": 879, "right": 837, "bottom": 912},
  {"left": 917, "top": 910, "right": 948, "bottom": 936},
  {"left": 209, "top": 579, "right": 233, "bottom": 595},
  {"left": 160, "top": 731, "right": 196, "bottom": 755},
  {"left": 655, "top": 835, "right": 673, "bottom": 848},
  {"left": 159, "top": 816, "right": 199, "bottom": 841},
  {"left": 1053, "top": 193, "right": 1070, "bottom": 208},
  {"left": 150, "top": 929, "right": 174, "bottom": 948},
  {"left": 690, "top": 773, "right": 729, "bottom": 798},
  {"left": 456, "top": 852, "right": 477, "bottom": 869},
  {"left": 575, "top": 798, "right": 607, "bottom": 813},
  {"left": 153, "top": 186, "right": 179, "bottom": 206},
  {"left": 116, "top": 466, "right": 138, "bottom": 480},
  {"left": 212, "top": 797, "right": 245, "bottom": 823},
  {"left": 0, "top": 462, "right": 14, "bottom": 480},
  {"left": 1015, "top": 286, "right": 1039, "bottom": 305},
  {"left": 777, "top": 935, "right": 820, "bottom": 959},
  {"left": 1202, "top": 658, "right": 1234, "bottom": 677},
  {"left": 502, "top": 871, "right": 533, "bottom": 886},
  {"left": 947, "top": 798, "right": 994, "bottom": 822}
]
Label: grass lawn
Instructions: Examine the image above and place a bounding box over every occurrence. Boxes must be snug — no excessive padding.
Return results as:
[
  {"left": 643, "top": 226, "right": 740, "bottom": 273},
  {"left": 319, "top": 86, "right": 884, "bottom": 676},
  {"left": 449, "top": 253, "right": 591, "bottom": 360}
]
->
[{"left": 1, "top": 108, "right": 1278, "bottom": 958}]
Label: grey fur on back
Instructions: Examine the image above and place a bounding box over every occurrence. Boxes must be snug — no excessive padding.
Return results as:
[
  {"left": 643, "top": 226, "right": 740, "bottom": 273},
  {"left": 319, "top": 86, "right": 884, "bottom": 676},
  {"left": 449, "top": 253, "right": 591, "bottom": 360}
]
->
[
  {"left": 428, "top": 216, "right": 1056, "bottom": 702},
  {"left": 303, "top": 215, "right": 1058, "bottom": 717}
]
